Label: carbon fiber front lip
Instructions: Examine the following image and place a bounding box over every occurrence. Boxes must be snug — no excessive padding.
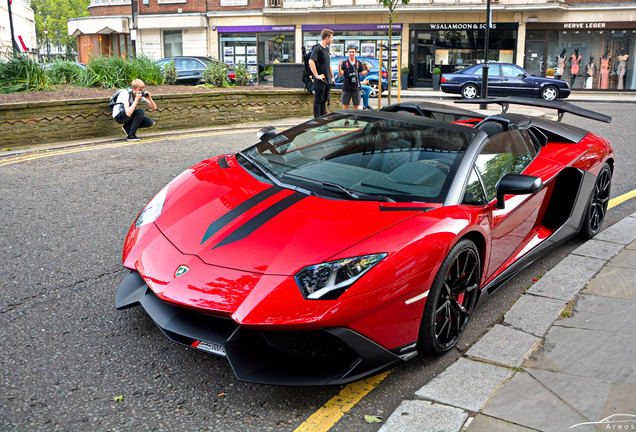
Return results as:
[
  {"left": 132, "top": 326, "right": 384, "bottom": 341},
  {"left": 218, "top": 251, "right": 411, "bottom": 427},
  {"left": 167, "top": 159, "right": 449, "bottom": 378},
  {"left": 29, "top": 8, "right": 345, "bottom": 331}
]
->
[{"left": 116, "top": 271, "right": 405, "bottom": 386}]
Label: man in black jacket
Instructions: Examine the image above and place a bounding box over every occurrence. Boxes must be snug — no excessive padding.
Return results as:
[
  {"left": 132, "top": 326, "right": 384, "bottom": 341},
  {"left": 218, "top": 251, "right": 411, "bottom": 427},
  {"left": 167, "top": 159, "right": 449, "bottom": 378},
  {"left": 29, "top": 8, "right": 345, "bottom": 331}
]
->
[{"left": 308, "top": 28, "right": 335, "bottom": 118}]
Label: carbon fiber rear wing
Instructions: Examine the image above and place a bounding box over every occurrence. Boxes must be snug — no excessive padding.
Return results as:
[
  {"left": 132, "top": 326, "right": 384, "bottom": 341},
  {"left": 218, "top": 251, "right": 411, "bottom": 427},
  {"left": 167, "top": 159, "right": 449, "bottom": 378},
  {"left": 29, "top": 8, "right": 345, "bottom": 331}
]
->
[{"left": 456, "top": 97, "right": 612, "bottom": 123}]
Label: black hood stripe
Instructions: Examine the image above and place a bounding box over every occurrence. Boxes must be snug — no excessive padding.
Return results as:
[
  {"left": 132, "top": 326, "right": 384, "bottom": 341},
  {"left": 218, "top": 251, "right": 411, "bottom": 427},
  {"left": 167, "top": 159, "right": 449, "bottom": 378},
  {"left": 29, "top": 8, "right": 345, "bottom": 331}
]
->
[
  {"left": 213, "top": 192, "right": 307, "bottom": 249},
  {"left": 201, "top": 186, "right": 281, "bottom": 245}
]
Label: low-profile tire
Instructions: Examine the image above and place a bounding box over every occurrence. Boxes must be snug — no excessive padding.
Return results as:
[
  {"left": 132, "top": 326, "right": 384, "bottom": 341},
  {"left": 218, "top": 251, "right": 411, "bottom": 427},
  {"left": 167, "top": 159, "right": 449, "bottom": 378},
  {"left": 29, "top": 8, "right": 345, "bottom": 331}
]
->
[
  {"left": 368, "top": 82, "right": 379, "bottom": 98},
  {"left": 461, "top": 84, "right": 479, "bottom": 99},
  {"left": 540, "top": 85, "right": 558, "bottom": 101},
  {"left": 418, "top": 239, "right": 481, "bottom": 355},
  {"left": 579, "top": 163, "right": 612, "bottom": 239}
]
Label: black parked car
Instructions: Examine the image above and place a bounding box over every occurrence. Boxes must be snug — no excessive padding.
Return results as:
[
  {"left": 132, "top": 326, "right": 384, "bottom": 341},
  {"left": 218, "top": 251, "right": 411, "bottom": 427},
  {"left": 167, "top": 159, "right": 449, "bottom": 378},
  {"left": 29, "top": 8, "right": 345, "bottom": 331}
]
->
[
  {"left": 156, "top": 56, "right": 235, "bottom": 85},
  {"left": 441, "top": 63, "right": 571, "bottom": 101}
]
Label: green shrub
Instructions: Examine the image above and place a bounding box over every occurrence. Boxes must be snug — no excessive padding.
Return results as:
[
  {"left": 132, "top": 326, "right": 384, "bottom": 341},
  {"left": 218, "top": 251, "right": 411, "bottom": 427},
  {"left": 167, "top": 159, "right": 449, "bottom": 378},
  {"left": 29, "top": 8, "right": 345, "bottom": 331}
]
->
[
  {"left": 432, "top": 67, "right": 442, "bottom": 75},
  {"left": 233, "top": 61, "right": 251, "bottom": 87},
  {"left": 400, "top": 67, "right": 409, "bottom": 74},
  {"left": 78, "top": 55, "right": 163, "bottom": 88},
  {"left": 203, "top": 60, "right": 229, "bottom": 88},
  {"left": 45, "top": 59, "right": 84, "bottom": 85},
  {"left": 163, "top": 60, "right": 177, "bottom": 85},
  {"left": 0, "top": 53, "right": 53, "bottom": 93}
]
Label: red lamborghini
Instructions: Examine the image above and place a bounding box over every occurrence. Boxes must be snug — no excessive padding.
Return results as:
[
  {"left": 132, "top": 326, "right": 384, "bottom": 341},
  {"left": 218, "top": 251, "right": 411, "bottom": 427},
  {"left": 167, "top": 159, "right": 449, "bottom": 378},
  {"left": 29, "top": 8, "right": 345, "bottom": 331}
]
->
[{"left": 116, "top": 98, "right": 613, "bottom": 385}]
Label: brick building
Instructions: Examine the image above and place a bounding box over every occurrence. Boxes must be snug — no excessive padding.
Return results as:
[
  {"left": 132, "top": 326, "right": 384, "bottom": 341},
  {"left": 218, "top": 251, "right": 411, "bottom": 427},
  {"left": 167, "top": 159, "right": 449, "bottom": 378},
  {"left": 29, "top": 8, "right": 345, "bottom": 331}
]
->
[{"left": 68, "top": 0, "right": 636, "bottom": 90}]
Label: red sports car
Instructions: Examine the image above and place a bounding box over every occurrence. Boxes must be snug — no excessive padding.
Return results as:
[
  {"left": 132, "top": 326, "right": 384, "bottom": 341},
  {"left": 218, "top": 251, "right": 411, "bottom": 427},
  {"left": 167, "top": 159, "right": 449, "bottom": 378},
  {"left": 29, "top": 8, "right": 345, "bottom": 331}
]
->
[{"left": 116, "top": 98, "right": 613, "bottom": 385}]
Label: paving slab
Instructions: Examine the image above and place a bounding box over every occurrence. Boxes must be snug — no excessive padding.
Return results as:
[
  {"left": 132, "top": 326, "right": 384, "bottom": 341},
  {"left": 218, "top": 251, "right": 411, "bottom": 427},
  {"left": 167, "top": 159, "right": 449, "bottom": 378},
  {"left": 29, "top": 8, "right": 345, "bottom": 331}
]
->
[
  {"left": 593, "top": 217, "right": 636, "bottom": 245},
  {"left": 503, "top": 294, "right": 566, "bottom": 337},
  {"left": 553, "top": 295, "right": 636, "bottom": 334},
  {"left": 607, "top": 248, "right": 636, "bottom": 269},
  {"left": 466, "top": 325, "right": 540, "bottom": 367},
  {"left": 482, "top": 372, "right": 588, "bottom": 431},
  {"left": 526, "top": 255, "right": 606, "bottom": 301},
  {"left": 414, "top": 358, "right": 514, "bottom": 412},
  {"left": 378, "top": 400, "right": 468, "bottom": 432},
  {"left": 523, "top": 326, "right": 636, "bottom": 385},
  {"left": 583, "top": 266, "right": 636, "bottom": 300},
  {"left": 571, "top": 239, "right": 624, "bottom": 261},
  {"left": 527, "top": 368, "right": 613, "bottom": 421},
  {"left": 464, "top": 414, "right": 541, "bottom": 432}
]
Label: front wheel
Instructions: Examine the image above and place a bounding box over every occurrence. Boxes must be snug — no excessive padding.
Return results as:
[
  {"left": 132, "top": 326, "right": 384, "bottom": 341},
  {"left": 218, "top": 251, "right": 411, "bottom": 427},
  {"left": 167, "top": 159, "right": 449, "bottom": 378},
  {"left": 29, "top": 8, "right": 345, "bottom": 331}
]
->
[
  {"left": 418, "top": 239, "right": 481, "bottom": 355},
  {"left": 540, "top": 86, "right": 558, "bottom": 101},
  {"left": 579, "top": 163, "right": 612, "bottom": 239},
  {"left": 461, "top": 84, "right": 479, "bottom": 99}
]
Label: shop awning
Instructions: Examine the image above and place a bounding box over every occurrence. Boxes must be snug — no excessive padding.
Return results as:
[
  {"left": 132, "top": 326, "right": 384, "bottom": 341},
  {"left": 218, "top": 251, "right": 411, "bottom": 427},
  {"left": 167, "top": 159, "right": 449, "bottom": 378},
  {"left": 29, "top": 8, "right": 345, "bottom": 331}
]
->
[{"left": 68, "top": 17, "right": 129, "bottom": 37}]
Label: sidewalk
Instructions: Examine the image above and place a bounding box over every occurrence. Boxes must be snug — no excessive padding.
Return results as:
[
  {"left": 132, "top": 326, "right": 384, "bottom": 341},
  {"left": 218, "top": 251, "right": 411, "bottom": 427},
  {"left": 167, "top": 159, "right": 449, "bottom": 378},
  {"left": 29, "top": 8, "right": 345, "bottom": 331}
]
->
[{"left": 379, "top": 213, "right": 636, "bottom": 432}]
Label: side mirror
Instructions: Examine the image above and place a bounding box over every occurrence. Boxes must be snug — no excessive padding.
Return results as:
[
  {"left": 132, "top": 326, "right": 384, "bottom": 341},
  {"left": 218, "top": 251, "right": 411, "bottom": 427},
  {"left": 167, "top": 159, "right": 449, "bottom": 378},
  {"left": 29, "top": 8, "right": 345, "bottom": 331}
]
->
[
  {"left": 495, "top": 174, "right": 543, "bottom": 209},
  {"left": 257, "top": 126, "right": 277, "bottom": 141}
]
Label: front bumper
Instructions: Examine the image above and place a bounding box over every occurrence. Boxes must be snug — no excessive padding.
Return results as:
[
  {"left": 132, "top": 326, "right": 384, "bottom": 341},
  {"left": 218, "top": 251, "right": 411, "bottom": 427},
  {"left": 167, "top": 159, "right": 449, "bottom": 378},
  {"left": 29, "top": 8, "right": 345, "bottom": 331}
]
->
[{"left": 116, "top": 271, "right": 407, "bottom": 386}]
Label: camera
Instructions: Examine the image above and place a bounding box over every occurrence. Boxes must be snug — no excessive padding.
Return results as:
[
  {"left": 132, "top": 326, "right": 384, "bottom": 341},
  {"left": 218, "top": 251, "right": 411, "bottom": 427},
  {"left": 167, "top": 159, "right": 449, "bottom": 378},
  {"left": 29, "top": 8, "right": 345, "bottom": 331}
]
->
[
  {"left": 139, "top": 91, "right": 149, "bottom": 97},
  {"left": 349, "top": 75, "right": 358, "bottom": 86}
]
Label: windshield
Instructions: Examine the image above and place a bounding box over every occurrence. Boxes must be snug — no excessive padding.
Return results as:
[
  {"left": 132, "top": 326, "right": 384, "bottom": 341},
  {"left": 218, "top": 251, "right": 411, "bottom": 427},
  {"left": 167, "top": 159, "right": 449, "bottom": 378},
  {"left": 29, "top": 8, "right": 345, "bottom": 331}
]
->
[{"left": 239, "top": 113, "right": 474, "bottom": 203}]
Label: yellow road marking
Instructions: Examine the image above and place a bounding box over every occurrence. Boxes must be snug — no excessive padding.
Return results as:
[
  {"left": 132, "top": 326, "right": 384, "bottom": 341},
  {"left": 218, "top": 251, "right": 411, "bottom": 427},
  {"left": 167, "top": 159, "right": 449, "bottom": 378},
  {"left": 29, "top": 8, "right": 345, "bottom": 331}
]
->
[
  {"left": 0, "top": 129, "right": 258, "bottom": 168},
  {"left": 294, "top": 371, "right": 391, "bottom": 432},
  {"left": 609, "top": 189, "right": 636, "bottom": 209}
]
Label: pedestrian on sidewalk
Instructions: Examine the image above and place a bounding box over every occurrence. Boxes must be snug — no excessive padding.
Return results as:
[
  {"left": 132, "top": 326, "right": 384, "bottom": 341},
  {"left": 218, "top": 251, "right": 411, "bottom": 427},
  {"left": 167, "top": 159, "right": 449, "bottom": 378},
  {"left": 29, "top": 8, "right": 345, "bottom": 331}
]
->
[
  {"left": 338, "top": 45, "right": 369, "bottom": 110},
  {"left": 309, "top": 28, "right": 335, "bottom": 118},
  {"left": 112, "top": 79, "right": 157, "bottom": 141}
]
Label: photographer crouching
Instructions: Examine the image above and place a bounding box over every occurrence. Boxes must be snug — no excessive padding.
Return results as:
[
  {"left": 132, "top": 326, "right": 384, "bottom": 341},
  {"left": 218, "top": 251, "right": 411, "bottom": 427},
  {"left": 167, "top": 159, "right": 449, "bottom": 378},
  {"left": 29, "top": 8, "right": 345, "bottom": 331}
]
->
[{"left": 112, "top": 79, "right": 157, "bottom": 142}]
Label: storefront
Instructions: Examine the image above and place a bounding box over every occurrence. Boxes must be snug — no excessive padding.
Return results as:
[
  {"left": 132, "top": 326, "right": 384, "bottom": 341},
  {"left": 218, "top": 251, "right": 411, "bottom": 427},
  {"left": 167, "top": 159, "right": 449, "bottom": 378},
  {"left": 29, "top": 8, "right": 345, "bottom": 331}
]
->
[
  {"left": 408, "top": 23, "right": 518, "bottom": 87},
  {"left": 524, "top": 21, "right": 636, "bottom": 90},
  {"left": 217, "top": 25, "right": 296, "bottom": 78}
]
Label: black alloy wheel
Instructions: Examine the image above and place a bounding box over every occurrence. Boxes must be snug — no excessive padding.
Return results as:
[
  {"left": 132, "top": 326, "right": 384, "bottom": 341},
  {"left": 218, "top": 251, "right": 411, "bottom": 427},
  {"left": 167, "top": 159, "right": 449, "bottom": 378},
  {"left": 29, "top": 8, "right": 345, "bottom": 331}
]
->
[
  {"left": 418, "top": 239, "right": 481, "bottom": 355},
  {"left": 579, "top": 163, "right": 612, "bottom": 239}
]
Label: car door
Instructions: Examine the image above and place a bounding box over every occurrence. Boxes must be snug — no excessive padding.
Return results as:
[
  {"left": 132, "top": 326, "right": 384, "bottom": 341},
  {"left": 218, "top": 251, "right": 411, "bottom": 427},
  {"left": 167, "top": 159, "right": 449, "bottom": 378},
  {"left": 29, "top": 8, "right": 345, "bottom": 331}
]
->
[
  {"left": 176, "top": 58, "right": 206, "bottom": 85},
  {"left": 500, "top": 64, "right": 530, "bottom": 97},
  {"left": 475, "top": 64, "right": 503, "bottom": 95},
  {"left": 464, "top": 128, "right": 543, "bottom": 280}
]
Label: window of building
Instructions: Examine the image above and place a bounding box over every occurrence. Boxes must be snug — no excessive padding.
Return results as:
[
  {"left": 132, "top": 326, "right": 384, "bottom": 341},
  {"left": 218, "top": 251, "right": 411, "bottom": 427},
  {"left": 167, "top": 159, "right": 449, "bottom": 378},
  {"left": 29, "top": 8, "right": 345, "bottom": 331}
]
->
[{"left": 164, "top": 30, "right": 183, "bottom": 57}]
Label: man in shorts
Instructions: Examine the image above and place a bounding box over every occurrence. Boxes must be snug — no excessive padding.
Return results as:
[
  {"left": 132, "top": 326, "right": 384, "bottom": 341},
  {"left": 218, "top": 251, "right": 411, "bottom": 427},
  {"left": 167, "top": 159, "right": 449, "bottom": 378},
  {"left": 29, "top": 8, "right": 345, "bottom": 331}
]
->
[{"left": 338, "top": 46, "right": 369, "bottom": 109}]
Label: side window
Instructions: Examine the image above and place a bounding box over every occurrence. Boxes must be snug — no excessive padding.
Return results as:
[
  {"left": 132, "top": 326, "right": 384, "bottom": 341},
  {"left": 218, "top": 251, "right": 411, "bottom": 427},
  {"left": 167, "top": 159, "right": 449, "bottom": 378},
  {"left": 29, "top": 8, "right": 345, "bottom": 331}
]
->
[
  {"left": 474, "top": 130, "right": 538, "bottom": 201},
  {"left": 463, "top": 168, "right": 487, "bottom": 205},
  {"left": 474, "top": 64, "right": 501, "bottom": 77},
  {"left": 502, "top": 65, "right": 525, "bottom": 77}
]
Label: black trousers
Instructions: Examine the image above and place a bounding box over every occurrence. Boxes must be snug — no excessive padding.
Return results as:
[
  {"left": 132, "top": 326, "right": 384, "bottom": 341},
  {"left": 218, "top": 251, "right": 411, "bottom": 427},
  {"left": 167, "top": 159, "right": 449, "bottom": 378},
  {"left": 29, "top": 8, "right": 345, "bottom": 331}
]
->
[
  {"left": 115, "top": 108, "right": 154, "bottom": 137},
  {"left": 313, "top": 80, "right": 331, "bottom": 118}
]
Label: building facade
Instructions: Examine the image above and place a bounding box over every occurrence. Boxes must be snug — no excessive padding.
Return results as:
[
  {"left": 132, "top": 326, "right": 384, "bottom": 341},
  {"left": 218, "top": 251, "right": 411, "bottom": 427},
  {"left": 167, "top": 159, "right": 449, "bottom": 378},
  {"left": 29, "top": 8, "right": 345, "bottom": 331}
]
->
[
  {"left": 68, "top": 0, "right": 636, "bottom": 90},
  {"left": 1, "top": 0, "right": 37, "bottom": 60}
]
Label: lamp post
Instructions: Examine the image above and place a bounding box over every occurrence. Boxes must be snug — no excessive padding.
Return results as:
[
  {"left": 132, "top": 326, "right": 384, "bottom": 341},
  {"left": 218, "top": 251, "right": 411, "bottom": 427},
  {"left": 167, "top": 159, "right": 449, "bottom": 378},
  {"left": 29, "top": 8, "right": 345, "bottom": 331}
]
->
[
  {"left": 479, "top": 0, "right": 491, "bottom": 109},
  {"left": 43, "top": 29, "right": 49, "bottom": 60}
]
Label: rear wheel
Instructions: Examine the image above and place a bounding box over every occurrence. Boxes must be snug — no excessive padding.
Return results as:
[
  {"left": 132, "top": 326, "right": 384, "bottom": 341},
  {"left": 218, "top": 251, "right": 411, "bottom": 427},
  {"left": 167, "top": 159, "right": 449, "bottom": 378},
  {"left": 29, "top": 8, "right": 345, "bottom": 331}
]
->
[
  {"left": 579, "top": 163, "right": 612, "bottom": 239},
  {"left": 369, "top": 82, "right": 379, "bottom": 98},
  {"left": 418, "top": 239, "right": 481, "bottom": 355},
  {"left": 540, "top": 86, "right": 558, "bottom": 101},
  {"left": 461, "top": 84, "right": 479, "bottom": 99}
]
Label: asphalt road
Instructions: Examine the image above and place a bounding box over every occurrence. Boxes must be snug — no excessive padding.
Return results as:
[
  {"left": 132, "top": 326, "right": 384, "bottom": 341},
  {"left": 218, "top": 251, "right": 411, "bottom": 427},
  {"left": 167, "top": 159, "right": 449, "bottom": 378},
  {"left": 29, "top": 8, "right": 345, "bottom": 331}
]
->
[{"left": 1, "top": 103, "right": 635, "bottom": 431}]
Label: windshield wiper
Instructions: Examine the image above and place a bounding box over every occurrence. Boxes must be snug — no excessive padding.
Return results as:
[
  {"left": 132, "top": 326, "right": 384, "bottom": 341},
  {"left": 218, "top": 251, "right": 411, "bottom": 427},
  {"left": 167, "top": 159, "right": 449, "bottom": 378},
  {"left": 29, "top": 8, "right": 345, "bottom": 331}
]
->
[
  {"left": 238, "top": 152, "right": 313, "bottom": 196},
  {"left": 321, "top": 181, "right": 395, "bottom": 202}
]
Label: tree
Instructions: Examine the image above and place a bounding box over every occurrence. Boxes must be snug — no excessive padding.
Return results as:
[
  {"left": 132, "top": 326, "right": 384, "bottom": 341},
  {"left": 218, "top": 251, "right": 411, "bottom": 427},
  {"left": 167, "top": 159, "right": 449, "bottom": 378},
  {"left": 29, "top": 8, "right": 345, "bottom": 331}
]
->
[
  {"left": 31, "top": 0, "right": 90, "bottom": 59},
  {"left": 379, "top": 0, "right": 409, "bottom": 104}
]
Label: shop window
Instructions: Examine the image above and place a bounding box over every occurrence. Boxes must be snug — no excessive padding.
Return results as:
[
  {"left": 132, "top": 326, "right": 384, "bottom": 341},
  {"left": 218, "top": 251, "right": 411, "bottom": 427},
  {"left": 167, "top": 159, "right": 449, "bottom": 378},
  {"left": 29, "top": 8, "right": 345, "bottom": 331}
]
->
[{"left": 164, "top": 30, "right": 183, "bottom": 58}]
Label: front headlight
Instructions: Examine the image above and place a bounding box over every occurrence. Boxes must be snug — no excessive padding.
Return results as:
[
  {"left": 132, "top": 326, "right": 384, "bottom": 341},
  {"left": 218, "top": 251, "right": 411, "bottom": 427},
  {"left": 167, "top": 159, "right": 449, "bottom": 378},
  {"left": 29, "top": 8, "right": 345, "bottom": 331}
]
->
[
  {"left": 135, "top": 184, "right": 170, "bottom": 228},
  {"left": 295, "top": 253, "right": 387, "bottom": 300}
]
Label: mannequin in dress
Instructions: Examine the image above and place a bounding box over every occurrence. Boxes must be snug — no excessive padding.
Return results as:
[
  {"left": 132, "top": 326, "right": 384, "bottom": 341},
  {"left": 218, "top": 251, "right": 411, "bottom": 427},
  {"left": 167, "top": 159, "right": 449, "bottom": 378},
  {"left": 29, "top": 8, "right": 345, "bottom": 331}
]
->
[
  {"left": 616, "top": 48, "right": 629, "bottom": 90},
  {"left": 555, "top": 48, "right": 567, "bottom": 80},
  {"left": 585, "top": 56, "right": 596, "bottom": 89},
  {"left": 569, "top": 48, "right": 582, "bottom": 87},
  {"left": 600, "top": 51, "right": 611, "bottom": 89}
]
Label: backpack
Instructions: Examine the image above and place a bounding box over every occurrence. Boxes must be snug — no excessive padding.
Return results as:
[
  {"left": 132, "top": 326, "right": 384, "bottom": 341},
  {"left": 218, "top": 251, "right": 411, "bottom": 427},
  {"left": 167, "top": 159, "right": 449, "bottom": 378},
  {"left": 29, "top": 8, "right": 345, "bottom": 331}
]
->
[
  {"left": 302, "top": 45, "right": 315, "bottom": 93},
  {"left": 109, "top": 88, "right": 133, "bottom": 108}
]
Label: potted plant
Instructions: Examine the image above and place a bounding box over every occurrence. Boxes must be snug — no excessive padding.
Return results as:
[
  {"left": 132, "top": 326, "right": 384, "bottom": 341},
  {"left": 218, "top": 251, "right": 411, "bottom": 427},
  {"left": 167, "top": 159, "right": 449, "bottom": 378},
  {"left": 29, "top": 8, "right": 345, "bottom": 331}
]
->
[
  {"left": 400, "top": 67, "right": 409, "bottom": 90},
  {"left": 432, "top": 67, "right": 442, "bottom": 90},
  {"left": 546, "top": 68, "right": 555, "bottom": 78}
]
